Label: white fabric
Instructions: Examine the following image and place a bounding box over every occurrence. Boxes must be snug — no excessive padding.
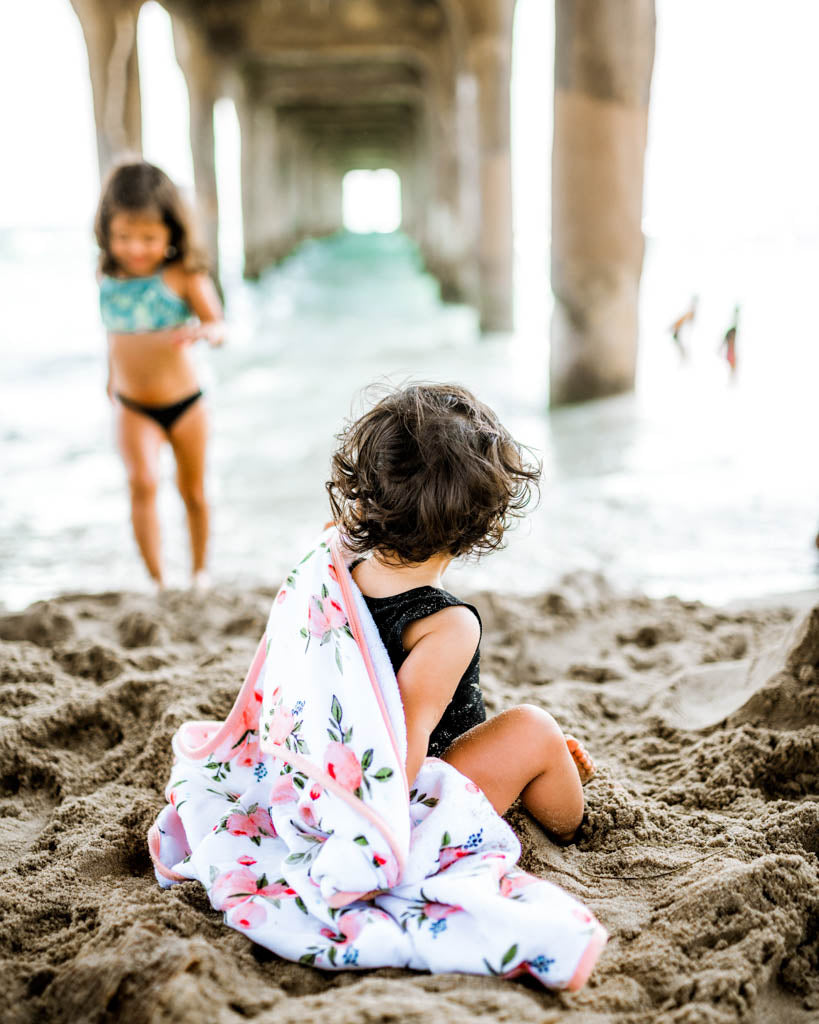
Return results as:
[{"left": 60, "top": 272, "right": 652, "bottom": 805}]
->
[{"left": 151, "top": 528, "right": 606, "bottom": 987}]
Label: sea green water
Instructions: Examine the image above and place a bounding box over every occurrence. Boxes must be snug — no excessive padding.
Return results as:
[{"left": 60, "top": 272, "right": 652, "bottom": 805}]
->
[{"left": 1, "top": 227, "right": 817, "bottom": 611}]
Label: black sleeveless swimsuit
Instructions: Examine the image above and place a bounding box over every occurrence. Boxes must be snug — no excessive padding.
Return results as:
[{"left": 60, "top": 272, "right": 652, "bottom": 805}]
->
[{"left": 362, "top": 587, "right": 486, "bottom": 757}]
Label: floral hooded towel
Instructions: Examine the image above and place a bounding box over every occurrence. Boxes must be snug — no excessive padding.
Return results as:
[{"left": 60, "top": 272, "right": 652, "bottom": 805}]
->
[{"left": 148, "top": 528, "right": 607, "bottom": 988}]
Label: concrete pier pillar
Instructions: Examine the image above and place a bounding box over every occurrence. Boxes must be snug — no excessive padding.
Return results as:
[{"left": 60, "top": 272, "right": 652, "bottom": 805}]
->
[
  {"left": 236, "top": 93, "right": 280, "bottom": 277},
  {"left": 468, "top": 31, "right": 514, "bottom": 331},
  {"left": 171, "top": 17, "right": 220, "bottom": 276},
  {"left": 307, "top": 147, "right": 343, "bottom": 239},
  {"left": 69, "top": 0, "right": 143, "bottom": 177},
  {"left": 550, "top": 0, "right": 656, "bottom": 405}
]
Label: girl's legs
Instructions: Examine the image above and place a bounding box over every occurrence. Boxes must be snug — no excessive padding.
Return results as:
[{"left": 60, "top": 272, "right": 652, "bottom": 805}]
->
[
  {"left": 442, "top": 705, "right": 593, "bottom": 842},
  {"left": 168, "top": 400, "right": 210, "bottom": 578},
  {"left": 116, "top": 404, "right": 165, "bottom": 584}
]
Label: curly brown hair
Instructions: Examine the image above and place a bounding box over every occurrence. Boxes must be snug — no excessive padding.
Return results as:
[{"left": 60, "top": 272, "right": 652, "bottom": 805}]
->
[
  {"left": 327, "top": 383, "right": 541, "bottom": 564},
  {"left": 94, "top": 159, "right": 209, "bottom": 275}
]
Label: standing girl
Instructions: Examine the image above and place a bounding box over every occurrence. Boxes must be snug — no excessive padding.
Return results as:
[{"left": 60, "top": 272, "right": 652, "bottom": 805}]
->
[
  {"left": 95, "top": 160, "right": 225, "bottom": 591},
  {"left": 328, "top": 383, "right": 595, "bottom": 841}
]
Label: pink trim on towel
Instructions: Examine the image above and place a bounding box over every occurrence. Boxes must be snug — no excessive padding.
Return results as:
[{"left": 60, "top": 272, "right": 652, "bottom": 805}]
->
[
  {"left": 329, "top": 537, "right": 410, "bottom": 800},
  {"left": 565, "top": 924, "right": 608, "bottom": 991},
  {"left": 175, "top": 633, "right": 267, "bottom": 760},
  {"left": 147, "top": 823, "right": 189, "bottom": 882}
]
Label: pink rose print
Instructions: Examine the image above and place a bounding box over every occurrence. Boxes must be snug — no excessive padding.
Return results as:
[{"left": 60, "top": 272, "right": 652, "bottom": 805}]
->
[
  {"left": 308, "top": 595, "right": 347, "bottom": 638},
  {"left": 225, "top": 806, "right": 275, "bottom": 839},
  {"left": 299, "top": 804, "right": 318, "bottom": 827},
  {"left": 424, "top": 902, "right": 463, "bottom": 921},
  {"left": 269, "top": 775, "right": 299, "bottom": 804},
  {"left": 438, "top": 845, "right": 472, "bottom": 871},
  {"left": 211, "top": 867, "right": 262, "bottom": 910},
  {"left": 572, "top": 907, "right": 594, "bottom": 924},
  {"left": 465, "top": 781, "right": 481, "bottom": 794},
  {"left": 320, "top": 908, "right": 380, "bottom": 946},
  {"left": 213, "top": 868, "right": 297, "bottom": 912},
  {"left": 277, "top": 588, "right": 287, "bottom": 603},
  {"left": 227, "top": 900, "right": 267, "bottom": 930},
  {"left": 309, "top": 784, "right": 322, "bottom": 801},
  {"left": 237, "top": 854, "right": 257, "bottom": 866},
  {"left": 500, "top": 873, "right": 538, "bottom": 898},
  {"left": 327, "top": 562, "right": 338, "bottom": 583},
  {"left": 267, "top": 707, "right": 294, "bottom": 745},
  {"left": 324, "top": 742, "right": 362, "bottom": 792},
  {"left": 234, "top": 733, "right": 262, "bottom": 768}
]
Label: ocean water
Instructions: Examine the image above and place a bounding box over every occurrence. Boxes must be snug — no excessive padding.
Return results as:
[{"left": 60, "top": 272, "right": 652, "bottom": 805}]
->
[{"left": 1, "top": 227, "right": 818, "bottom": 611}]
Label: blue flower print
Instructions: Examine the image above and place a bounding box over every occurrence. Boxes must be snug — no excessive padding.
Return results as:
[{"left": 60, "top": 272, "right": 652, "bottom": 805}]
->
[
  {"left": 430, "top": 919, "right": 448, "bottom": 938},
  {"left": 253, "top": 762, "right": 268, "bottom": 781},
  {"left": 463, "top": 828, "right": 484, "bottom": 851},
  {"left": 342, "top": 947, "right": 359, "bottom": 965}
]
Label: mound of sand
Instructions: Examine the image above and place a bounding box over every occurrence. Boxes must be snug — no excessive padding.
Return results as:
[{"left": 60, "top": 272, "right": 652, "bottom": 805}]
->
[{"left": 0, "top": 581, "right": 817, "bottom": 1024}]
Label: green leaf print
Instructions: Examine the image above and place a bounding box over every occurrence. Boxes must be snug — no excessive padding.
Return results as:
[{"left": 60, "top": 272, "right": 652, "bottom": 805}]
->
[
  {"left": 299, "top": 952, "right": 318, "bottom": 966},
  {"left": 361, "top": 748, "right": 373, "bottom": 770},
  {"left": 331, "top": 695, "right": 342, "bottom": 723},
  {"left": 335, "top": 646, "right": 343, "bottom": 674},
  {"left": 328, "top": 945, "right": 338, "bottom": 966},
  {"left": 373, "top": 767, "right": 393, "bottom": 781},
  {"left": 321, "top": 583, "right": 329, "bottom": 598},
  {"left": 501, "top": 944, "right": 518, "bottom": 968},
  {"left": 353, "top": 835, "right": 369, "bottom": 846},
  {"left": 441, "top": 832, "right": 451, "bottom": 848}
]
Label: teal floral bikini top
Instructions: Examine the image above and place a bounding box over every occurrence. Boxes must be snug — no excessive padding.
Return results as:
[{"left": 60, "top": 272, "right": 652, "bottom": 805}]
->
[{"left": 99, "top": 273, "right": 191, "bottom": 333}]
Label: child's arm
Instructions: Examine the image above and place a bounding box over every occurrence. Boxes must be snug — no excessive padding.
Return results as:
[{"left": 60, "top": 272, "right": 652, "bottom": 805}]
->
[
  {"left": 171, "top": 272, "right": 226, "bottom": 348},
  {"left": 396, "top": 606, "right": 481, "bottom": 787},
  {"left": 105, "top": 334, "right": 115, "bottom": 402}
]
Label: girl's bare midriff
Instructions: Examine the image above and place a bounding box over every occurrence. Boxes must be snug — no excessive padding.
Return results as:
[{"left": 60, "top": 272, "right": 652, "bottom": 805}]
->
[{"left": 109, "top": 329, "right": 200, "bottom": 404}]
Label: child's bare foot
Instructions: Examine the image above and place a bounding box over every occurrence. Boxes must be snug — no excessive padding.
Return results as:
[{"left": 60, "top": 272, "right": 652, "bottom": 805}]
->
[
  {"left": 191, "top": 570, "right": 211, "bottom": 594},
  {"left": 566, "top": 736, "right": 595, "bottom": 784}
]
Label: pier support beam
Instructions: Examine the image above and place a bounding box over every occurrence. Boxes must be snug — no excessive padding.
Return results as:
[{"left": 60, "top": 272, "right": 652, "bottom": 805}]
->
[
  {"left": 69, "top": 0, "right": 143, "bottom": 177},
  {"left": 550, "top": 0, "right": 656, "bottom": 405},
  {"left": 468, "top": 30, "right": 514, "bottom": 331},
  {"left": 172, "top": 18, "right": 220, "bottom": 277}
]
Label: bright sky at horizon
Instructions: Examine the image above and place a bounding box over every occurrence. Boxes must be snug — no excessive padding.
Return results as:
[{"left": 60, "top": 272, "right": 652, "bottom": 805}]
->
[{"left": 1, "top": 0, "right": 818, "bottom": 240}]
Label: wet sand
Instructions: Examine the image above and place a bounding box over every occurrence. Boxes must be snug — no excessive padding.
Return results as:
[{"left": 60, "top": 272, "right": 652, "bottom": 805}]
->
[{"left": 0, "top": 580, "right": 817, "bottom": 1023}]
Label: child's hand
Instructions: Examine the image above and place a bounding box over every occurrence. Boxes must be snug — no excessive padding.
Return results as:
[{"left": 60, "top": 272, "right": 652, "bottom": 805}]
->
[
  {"left": 167, "top": 322, "right": 226, "bottom": 348},
  {"left": 167, "top": 325, "right": 200, "bottom": 348}
]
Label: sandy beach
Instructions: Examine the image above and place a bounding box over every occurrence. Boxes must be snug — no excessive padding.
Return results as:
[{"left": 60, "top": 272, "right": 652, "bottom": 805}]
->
[{"left": 0, "top": 577, "right": 816, "bottom": 1024}]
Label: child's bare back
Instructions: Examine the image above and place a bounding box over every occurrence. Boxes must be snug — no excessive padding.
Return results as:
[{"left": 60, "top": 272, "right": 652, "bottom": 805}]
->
[{"left": 329, "top": 384, "right": 596, "bottom": 843}]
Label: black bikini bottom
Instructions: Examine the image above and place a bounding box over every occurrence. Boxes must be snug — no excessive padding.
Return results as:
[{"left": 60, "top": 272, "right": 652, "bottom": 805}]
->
[{"left": 117, "top": 390, "right": 203, "bottom": 432}]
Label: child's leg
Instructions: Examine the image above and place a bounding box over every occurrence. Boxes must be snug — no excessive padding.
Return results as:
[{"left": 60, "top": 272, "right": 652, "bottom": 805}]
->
[
  {"left": 116, "top": 405, "right": 165, "bottom": 583},
  {"left": 442, "top": 705, "right": 592, "bottom": 842},
  {"left": 168, "top": 401, "right": 210, "bottom": 576}
]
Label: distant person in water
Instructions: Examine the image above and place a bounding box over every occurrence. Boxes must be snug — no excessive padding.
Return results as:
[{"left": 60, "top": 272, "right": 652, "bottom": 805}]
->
[
  {"left": 668, "top": 295, "right": 697, "bottom": 360},
  {"left": 720, "top": 305, "right": 740, "bottom": 375},
  {"left": 95, "top": 160, "right": 225, "bottom": 592}
]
